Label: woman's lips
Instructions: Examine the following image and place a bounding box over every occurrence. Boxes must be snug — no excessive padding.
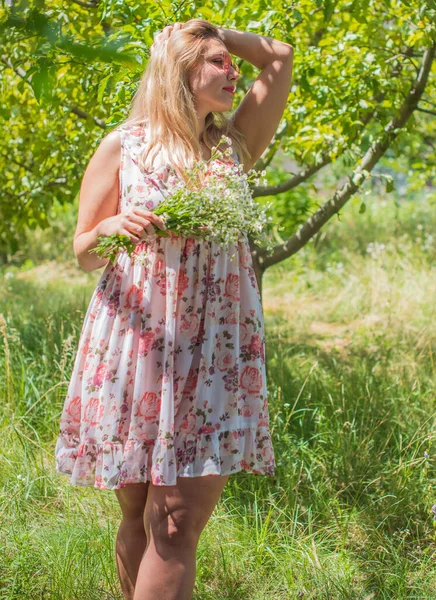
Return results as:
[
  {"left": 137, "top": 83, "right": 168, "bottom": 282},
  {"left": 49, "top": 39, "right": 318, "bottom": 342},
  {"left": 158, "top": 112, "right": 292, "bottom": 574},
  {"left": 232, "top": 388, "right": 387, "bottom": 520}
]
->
[{"left": 223, "top": 87, "right": 235, "bottom": 95}]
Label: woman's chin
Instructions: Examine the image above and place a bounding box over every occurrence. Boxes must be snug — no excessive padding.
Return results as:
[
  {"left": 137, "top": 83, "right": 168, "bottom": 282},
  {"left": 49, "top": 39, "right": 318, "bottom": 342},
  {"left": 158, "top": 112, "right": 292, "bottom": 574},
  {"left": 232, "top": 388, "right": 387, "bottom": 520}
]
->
[{"left": 211, "top": 99, "right": 233, "bottom": 112}]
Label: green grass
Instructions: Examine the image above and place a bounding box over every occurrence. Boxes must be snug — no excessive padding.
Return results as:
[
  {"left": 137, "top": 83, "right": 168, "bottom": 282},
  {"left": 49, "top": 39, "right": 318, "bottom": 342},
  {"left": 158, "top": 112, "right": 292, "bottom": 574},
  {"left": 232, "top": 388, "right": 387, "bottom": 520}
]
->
[{"left": 1, "top": 192, "right": 435, "bottom": 599}]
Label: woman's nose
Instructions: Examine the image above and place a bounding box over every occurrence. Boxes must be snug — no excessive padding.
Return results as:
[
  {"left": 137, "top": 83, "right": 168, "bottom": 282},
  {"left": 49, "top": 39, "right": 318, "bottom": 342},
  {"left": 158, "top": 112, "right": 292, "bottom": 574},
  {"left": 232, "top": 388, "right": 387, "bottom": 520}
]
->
[{"left": 227, "top": 68, "right": 240, "bottom": 81}]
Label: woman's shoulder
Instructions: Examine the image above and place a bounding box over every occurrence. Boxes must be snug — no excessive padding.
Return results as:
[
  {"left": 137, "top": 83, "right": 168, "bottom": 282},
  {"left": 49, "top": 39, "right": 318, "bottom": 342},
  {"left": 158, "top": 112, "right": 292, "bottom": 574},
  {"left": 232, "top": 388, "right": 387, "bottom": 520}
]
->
[{"left": 93, "top": 129, "right": 121, "bottom": 162}]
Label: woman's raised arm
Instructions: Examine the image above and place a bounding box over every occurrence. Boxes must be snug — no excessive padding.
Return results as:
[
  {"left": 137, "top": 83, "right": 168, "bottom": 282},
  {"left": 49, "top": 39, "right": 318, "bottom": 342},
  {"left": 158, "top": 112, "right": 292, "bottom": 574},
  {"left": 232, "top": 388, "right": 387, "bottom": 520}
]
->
[{"left": 219, "top": 27, "right": 294, "bottom": 172}]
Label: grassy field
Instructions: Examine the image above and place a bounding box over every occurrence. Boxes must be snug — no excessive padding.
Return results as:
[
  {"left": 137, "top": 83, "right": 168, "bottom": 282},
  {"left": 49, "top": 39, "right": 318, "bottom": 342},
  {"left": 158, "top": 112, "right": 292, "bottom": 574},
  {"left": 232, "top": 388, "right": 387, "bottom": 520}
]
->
[{"left": 1, "top": 191, "right": 435, "bottom": 599}]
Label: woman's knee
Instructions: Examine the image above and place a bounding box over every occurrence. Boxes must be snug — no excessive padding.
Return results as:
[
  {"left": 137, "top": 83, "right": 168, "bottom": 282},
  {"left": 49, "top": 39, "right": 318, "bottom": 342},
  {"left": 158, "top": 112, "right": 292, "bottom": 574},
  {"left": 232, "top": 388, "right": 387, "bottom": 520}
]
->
[{"left": 152, "top": 508, "right": 200, "bottom": 548}]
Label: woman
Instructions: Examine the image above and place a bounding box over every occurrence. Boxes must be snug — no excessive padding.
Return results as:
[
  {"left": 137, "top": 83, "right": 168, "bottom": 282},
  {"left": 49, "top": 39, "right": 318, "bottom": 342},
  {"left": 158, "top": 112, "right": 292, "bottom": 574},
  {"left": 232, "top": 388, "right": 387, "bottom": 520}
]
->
[{"left": 55, "top": 18, "right": 293, "bottom": 600}]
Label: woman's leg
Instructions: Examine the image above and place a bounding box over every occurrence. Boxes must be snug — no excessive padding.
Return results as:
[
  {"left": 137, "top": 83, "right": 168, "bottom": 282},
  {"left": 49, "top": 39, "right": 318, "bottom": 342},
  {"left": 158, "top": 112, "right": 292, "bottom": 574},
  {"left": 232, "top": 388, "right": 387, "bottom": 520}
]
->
[
  {"left": 133, "top": 473, "right": 230, "bottom": 600},
  {"left": 114, "top": 481, "right": 150, "bottom": 600}
]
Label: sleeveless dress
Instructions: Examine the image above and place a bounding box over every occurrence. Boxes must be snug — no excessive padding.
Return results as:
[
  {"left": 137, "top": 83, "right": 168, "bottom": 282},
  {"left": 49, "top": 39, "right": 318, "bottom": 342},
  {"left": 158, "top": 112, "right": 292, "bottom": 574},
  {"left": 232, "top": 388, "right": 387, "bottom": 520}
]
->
[{"left": 54, "top": 122, "right": 276, "bottom": 490}]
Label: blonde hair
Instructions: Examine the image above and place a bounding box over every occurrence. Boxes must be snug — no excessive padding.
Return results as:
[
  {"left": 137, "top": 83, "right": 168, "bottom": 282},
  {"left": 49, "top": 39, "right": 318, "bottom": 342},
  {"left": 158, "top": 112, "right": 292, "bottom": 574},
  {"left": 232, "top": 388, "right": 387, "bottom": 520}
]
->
[{"left": 121, "top": 18, "right": 251, "bottom": 183}]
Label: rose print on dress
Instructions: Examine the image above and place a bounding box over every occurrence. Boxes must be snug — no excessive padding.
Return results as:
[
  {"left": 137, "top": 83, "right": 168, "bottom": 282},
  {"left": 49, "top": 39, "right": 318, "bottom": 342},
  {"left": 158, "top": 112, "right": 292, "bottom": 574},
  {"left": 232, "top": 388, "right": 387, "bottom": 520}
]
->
[
  {"left": 156, "top": 274, "right": 167, "bottom": 295},
  {"left": 66, "top": 396, "right": 81, "bottom": 423},
  {"left": 83, "top": 397, "right": 100, "bottom": 426},
  {"left": 180, "top": 411, "right": 197, "bottom": 434},
  {"left": 54, "top": 123, "right": 275, "bottom": 490},
  {"left": 239, "top": 323, "right": 250, "bottom": 344},
  {"left": 125, "top": 284, "right": 144, "bottom": 310},
  {"left": 240, "top": 403, "right": 254, "bottom": 418},
  {"left": 240, "top": 332, "right": 265, "bottom": 363},
  {"left": 224, "top": 311, "right": 238, "bottom": 325},
  {"left": 182, "top": 367, "right": 199, "bottom": 401},
  {"left": 240, "top": 366, "right": 263, "bottom": 395},
  {"left": 134, "top": 391, "right": 161, "bottom": 421},
  {"left": 224, "top": 273, "right": 240, "bottom": 302},
  {"left": 89, "top": 290, "right": 104, "bottom": 320},
  {"left": 107, "top": 290, "right": 121, "bottom": 317},
  {"left": 183, "top": 238, "right": 197, "bottom": 256},
  {"left": 152, "top": 258, "right": 165, "bottom": 277},
  {"left": 92, "top": 362, "right": 108, "bottom": 388},
  {"left": 179, "top": 313, "right": 199, "bottom": 338},
  {"left": 177, "top": 269, "right": 189, "bottom": 298},
  {"left": 215, "top": 350, "right": 233, "bottom": 372},
  {"left": 249, "top": 334, "right": 262, "bottom": 355},
  {"left": 81, "top": 337, "right": 92, "bottom": 357},
  {"left": 198, "top": 425, "right": 215, "bottom": 434},
  {"left": 239, "top": 242, "right": 252, "bottom": 269},
  {"left": 138, "top": 331, "right": 155, "bottom": 356}
]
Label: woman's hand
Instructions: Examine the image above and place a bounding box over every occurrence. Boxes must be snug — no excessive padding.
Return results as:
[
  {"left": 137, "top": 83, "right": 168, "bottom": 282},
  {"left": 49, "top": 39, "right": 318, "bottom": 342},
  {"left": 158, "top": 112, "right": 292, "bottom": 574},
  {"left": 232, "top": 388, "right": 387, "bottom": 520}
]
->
[
  {"left": 96, "top": 208, "right": 167, "bottom": 244},
  {"left": 150, "top": 22, "right": 185, "bottom": 54}
]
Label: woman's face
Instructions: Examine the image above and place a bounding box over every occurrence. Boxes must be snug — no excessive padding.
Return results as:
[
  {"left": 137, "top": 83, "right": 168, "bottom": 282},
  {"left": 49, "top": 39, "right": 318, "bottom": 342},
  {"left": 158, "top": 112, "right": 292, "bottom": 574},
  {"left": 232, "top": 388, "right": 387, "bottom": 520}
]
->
[{"left": 188, "top": 39, "right": 240, "bottom": 114}]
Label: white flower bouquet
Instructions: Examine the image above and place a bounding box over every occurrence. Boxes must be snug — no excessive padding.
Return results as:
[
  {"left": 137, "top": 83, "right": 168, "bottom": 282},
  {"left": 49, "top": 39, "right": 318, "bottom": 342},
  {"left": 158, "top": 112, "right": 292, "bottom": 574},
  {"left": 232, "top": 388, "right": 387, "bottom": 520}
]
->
[{"left": 92, "top": 135, "right": 277, "bottom": 264}]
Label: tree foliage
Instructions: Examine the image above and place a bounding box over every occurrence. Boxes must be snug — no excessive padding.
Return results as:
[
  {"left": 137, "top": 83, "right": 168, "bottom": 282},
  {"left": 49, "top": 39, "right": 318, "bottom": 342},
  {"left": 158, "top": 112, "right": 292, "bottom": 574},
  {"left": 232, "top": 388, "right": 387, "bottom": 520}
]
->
[{"left": 1, "top": 0, "right": 435, "bottom": 293}]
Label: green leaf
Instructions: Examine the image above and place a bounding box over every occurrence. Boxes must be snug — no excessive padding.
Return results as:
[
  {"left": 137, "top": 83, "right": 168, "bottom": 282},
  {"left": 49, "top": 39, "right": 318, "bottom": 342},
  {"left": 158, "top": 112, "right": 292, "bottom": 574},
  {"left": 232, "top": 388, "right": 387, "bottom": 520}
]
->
[
  {"left": 385, "top": 177, "right": 395, "bottom": 193},
  {"left": 97, "top": 74, "right": 111, "bottom": 104},
  {"left": 30, "top": 66, "right": 48, "bottom": 102},
  {"left": 323, "top": 0, "right": 336, "bottom": 22}
]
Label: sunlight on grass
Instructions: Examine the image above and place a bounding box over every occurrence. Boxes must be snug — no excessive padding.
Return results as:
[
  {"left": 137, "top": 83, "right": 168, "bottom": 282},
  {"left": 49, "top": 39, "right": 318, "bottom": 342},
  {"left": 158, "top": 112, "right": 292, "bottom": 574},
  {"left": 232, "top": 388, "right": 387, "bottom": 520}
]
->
[{"left": 1, "top": 193, "right": 436, "bottom": 598}]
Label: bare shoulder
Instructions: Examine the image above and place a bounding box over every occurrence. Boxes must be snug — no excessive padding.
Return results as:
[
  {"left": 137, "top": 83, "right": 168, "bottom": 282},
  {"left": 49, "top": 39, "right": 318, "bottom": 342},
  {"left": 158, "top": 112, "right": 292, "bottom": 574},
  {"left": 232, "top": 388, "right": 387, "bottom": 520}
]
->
[
  {"left": 84, "top": 129, "right": 121, "bottom": 179},
  {"left": 93, "top": 129, "right": 121, "bottom": 162}
]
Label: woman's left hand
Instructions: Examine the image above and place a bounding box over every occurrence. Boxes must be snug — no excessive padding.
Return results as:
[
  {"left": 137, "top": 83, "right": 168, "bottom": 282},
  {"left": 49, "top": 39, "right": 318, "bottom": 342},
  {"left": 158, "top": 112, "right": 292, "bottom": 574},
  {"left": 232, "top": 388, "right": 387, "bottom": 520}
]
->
[{"left": 150, "top": 22, "right": 185, "bottom": 54}]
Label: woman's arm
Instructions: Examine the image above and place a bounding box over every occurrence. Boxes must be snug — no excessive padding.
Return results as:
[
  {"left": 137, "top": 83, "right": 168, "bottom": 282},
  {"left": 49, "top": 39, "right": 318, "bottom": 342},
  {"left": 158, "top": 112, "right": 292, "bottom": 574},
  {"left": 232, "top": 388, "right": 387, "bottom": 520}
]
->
[
  {"left": 73, "top": 131, "right": 121, "bottom": 272},
  {"left": 217, "top": 28, "right": 293, "bottom": 70},
  {"left": 218, "top": 27, "right": 294, "bottom": 171}
]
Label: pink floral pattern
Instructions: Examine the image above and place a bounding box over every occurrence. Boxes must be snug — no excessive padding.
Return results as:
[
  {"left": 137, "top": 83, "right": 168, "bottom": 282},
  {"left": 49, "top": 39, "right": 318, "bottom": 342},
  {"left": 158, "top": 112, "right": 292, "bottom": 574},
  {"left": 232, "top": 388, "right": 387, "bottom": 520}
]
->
[{"left": 54, "top": 123, "right": 276, "bottom": 489}]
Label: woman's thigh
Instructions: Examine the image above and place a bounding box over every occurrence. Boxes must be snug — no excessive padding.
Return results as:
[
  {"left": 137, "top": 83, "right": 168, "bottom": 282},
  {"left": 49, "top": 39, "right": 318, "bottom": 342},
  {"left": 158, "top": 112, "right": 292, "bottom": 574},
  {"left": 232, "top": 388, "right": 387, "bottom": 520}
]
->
[{"left": 144, "top": 474, "right": 230, "bottom": 547}]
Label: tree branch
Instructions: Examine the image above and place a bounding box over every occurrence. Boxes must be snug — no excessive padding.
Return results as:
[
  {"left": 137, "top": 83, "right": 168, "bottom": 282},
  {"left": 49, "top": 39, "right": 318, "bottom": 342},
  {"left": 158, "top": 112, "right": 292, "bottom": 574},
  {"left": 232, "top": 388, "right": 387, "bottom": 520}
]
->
[
  {"left": 416, "top": 106, "right": 436, "bottom": 117},
  {"left": 70, "top": 106, "right": 106, "bottom": 129},
  {"left": 1, "top": 55, "right": 107, "bottom": 129},
  {"left": 252, "top": 46, "right": 417, "bottom": 198},
  {"left": 252, "top": 102, "right": 381, "bottom": 198},
  {"left": 1, "top": 54, "right": 27, "bottom": 80},
  {"left": 252, "top": 153, "right": 332, "bottom": 197},
  {"left": 71, "top": 0, "right": 98, "bottom": 8},
  {"left": 252, "top": 43, "right": 436, "bottom": 271}
]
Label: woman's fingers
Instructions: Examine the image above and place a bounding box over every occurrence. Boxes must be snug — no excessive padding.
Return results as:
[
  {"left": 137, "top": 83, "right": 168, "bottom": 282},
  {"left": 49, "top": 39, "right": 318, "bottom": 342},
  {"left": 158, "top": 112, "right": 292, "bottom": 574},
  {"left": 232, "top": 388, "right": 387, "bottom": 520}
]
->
[
  {"left": 162, "top": 22, "right": 183, "bottom": 38},
  {"left": 128, "top": 220, "right": 155, "bottom": 238},
  {"left": 150, "top": 22, "right": 184, "bottom": 52},
  {"left": 123, "top": 214, "right": 161, "bottom": 238},
  {"left": 120, "top": 228, "right": 140, "bottom": 242},
  {"left": 127, "top": 216, "right": 150, "bottom": 230},
  {"left": 130, "top": 209, "right": 166, "bottom": 231}
]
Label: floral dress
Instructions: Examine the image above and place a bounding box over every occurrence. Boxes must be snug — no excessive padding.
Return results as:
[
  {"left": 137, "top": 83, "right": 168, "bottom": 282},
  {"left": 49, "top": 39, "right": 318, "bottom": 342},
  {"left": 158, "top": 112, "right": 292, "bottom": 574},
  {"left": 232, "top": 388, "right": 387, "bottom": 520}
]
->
[{"left": 54, "top": 122, "right": 276, "bottom": 490}]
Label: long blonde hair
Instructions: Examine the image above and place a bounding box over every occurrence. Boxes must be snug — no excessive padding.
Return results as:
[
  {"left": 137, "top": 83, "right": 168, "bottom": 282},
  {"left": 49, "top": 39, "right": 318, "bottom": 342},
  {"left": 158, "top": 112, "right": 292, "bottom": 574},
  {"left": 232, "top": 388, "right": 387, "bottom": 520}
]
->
[{"left": 121, "top": 18, "right": 251, "bottom": 182}]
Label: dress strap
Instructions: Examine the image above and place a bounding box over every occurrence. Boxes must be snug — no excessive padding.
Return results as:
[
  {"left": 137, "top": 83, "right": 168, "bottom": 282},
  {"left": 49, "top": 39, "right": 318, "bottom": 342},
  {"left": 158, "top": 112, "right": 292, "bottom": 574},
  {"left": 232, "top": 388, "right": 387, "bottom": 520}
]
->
[{"left": 116, "top": 123, "right": 147, "bottom": 158}]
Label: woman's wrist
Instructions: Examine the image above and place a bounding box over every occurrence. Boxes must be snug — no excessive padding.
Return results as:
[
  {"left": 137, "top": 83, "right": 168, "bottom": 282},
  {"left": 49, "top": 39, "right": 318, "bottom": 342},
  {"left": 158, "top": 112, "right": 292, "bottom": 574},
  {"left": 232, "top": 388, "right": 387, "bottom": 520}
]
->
[{"left": 216, "top": 26, "right": 226, "bottom": 44}]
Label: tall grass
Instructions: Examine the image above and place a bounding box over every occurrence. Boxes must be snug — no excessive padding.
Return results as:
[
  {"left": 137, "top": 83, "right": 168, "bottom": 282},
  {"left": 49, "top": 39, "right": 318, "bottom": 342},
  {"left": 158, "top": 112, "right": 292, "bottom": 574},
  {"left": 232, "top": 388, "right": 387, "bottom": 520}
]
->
[{"left": 0, "top": 192, "right": 435, "bottom": 599}]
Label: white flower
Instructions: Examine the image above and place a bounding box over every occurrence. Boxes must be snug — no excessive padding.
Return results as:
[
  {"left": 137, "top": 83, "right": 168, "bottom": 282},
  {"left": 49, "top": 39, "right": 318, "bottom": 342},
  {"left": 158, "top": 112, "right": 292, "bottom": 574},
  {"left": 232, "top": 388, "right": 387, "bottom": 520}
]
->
[{"left": 102, "top": 151, "right": 277, "bottom": 259}]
